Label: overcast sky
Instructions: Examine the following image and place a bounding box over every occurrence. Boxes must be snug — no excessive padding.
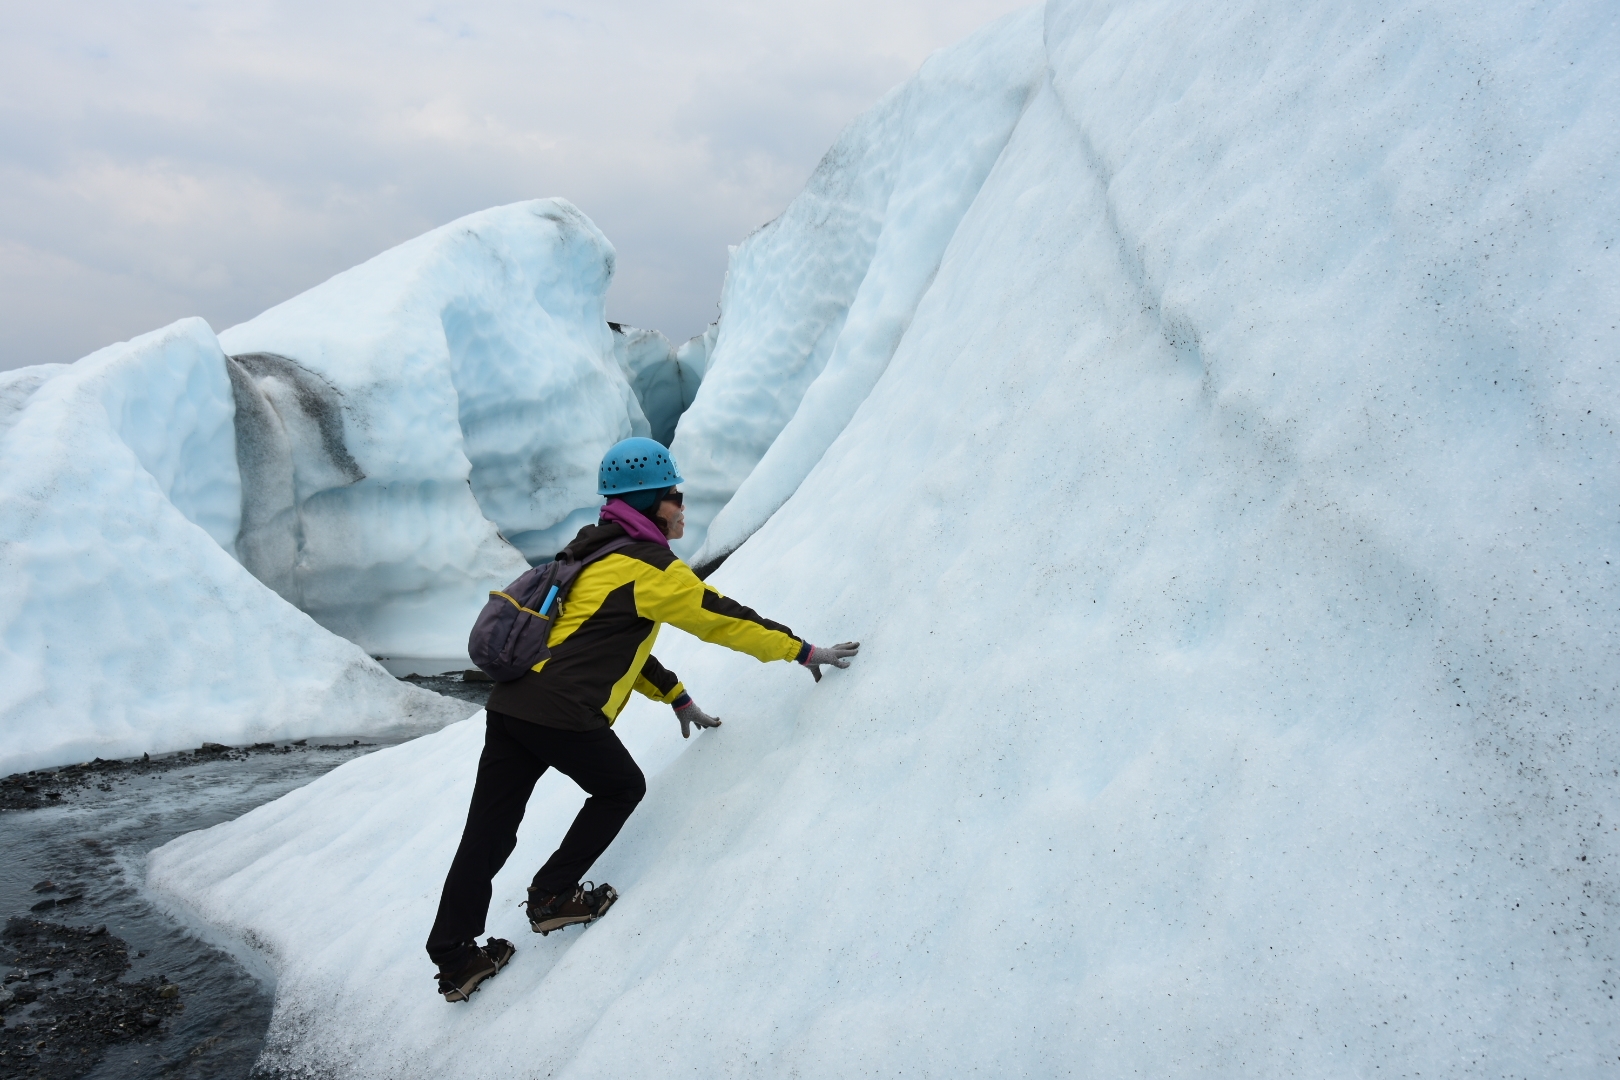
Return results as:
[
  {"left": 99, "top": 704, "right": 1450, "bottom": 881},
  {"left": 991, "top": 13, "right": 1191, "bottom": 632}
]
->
[{"left": 0, "top": 0, "right": 1032, "bottom": 372}]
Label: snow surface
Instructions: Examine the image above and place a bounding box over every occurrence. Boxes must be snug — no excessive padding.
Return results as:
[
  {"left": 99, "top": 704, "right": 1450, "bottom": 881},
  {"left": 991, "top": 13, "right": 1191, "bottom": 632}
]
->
[
  {"left": 151, "top": 0, "right": 1618, "bottom": 1075},
  {"left": 0, "top": 319, "right": 467, "bottom": 776},
  {"left": 220, "top": 199, "right": 649, "bottom": 658}
]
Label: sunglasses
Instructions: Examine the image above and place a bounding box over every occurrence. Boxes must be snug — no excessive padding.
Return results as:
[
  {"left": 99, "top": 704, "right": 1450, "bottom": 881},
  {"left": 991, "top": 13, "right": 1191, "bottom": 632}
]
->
[{"left": 660, "top": 489, "right": 684, "bottom": 507}]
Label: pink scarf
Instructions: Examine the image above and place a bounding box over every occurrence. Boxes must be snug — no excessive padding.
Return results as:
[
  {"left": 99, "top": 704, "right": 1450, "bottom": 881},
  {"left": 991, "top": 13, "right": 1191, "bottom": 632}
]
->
[{"left": 599, "top": 498, "right": 669, "bottom": 547}]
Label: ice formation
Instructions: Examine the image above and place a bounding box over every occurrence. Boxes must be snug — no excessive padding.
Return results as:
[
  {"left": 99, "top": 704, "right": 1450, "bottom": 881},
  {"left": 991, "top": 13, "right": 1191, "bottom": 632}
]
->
[
  {"left": 221, "top": 200, "right": 649, "bottom": 659},
  {"left": 0, "top": 319, "right": 466, "bottom": 776},
  {"left": 0, "top": 364, "right": 68, "bottom": 440},
  {"left": 608, "top": 322, "right": 707, "bottom": 446},
  {"left": 673, "top": 321, "right": 717, "bottom": 387},
  {"left": 150, "top": 0, "right": 1617, "bottom": 1075},
  {"left": 668, "top": 15, "right": 1045, "bottom": 563},
  {"left": 1, "top": 198, "right": 667, "bottom": 772}
]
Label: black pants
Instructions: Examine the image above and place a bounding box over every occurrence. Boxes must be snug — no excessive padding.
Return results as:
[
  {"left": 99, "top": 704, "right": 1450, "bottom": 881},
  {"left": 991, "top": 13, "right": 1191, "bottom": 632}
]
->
[{"left": 425, "top": 710, "right": 646, "bottom": 964}]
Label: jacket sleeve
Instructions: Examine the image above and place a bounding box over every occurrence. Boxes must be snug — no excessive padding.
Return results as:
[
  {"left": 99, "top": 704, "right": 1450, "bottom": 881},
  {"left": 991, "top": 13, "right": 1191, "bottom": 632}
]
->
[
  {"left": 634, "top": 559, "right": 803, "bottom": 664},
  {"left": 633, "top": 654, "right": 687, "bottom": 704}
]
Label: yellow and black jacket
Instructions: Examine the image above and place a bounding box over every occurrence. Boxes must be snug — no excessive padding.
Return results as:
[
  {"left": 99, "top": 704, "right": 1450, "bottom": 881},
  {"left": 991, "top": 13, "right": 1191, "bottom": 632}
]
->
[{"left": 485, "top": 522, "right": 804, "bottom": 731}]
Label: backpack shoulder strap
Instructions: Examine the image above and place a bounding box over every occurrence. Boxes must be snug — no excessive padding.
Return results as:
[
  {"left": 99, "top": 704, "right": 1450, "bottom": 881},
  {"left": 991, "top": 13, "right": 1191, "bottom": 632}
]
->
[
  {"left": 548, "top": 536, "right": 648, "bottom": 619},
  {"left": 576, "top": 535, "right": 646, "bottom": 567}
]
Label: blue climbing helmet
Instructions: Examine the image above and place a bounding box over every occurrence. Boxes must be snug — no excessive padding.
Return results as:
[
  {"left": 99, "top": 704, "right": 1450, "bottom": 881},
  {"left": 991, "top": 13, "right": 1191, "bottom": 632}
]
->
[{"left": 597, "top": 437, "right": 683, "bottom": 497}]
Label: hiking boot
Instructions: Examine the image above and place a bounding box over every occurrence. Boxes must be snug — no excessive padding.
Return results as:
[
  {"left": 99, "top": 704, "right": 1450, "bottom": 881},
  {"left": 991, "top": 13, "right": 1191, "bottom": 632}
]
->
[
  {"left": 525, "top": 881, "right": 618, "bottom": 935},
  {"left": 435, "top": 937, "right": 515, "bottom": 1002}
]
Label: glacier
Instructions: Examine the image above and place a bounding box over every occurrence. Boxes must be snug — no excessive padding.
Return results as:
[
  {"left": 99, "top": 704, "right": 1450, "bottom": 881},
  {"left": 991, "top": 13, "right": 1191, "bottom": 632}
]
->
[
  {"left": 669, "top": 14, "right": 1046, "bottom": 565},
  {"left": 1, "top": 197, "right": 680, "bottom": 773},
  {"left": 220, "top": 199, "right": 650, "bottom": 660},
  {"left": 610, "top": 321, "right": 709, "bottom": 447},
  {"left": 146, "top": 0, "right": 1620, "bottom": 1076},
  {"left": 0, "top": 319, "right": 466, "bottom": 776}
]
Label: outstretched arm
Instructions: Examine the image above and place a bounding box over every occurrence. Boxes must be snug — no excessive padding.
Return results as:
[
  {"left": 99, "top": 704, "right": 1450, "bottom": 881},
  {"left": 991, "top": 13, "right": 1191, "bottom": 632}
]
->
[
  {"left": 633, "top": 558, "right": 860, "bottom": 681},
  {"left": 634, "top": 560, "right": 804, "bottom": 663}
]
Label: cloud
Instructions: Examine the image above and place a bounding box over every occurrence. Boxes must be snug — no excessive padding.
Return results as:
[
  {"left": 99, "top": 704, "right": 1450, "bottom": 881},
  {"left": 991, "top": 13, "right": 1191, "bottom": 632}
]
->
[{"left": 0, "top": 0, "right": 1033, "bottom": 370}]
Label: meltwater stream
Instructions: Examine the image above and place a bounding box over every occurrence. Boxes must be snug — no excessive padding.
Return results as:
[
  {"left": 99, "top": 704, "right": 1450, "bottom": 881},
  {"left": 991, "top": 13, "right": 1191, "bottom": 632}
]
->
[{"left": 0, "top": 676, "right": 489, "bottom": 1080}]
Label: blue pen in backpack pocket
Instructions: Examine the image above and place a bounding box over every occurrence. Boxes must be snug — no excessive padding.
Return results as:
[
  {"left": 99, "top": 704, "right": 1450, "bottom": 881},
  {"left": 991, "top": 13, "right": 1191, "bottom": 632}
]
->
[{"left": 540, "top": 585, "right": 559, "bottom": 617}]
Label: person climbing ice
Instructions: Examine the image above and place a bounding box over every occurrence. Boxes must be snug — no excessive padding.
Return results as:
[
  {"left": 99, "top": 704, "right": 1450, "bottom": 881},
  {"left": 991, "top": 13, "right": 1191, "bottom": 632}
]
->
[{"left": 427, "top": 436, "right": 860, "bottom": 1002}]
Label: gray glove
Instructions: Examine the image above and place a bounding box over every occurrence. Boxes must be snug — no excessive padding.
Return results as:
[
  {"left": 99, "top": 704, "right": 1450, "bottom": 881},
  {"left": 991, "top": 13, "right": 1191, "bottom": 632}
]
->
[
  {"left": 674, "top": 700, "right": 722, "bottom": 738},
  {"left": 801, "top": 641, "right": 860, "bottom": 682}
]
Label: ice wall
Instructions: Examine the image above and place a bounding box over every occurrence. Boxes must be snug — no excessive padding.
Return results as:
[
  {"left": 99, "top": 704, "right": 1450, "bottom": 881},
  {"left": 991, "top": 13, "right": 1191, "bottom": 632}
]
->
[
  {"left": 0, "top": 319, "right": 466, "bottom": 775},
  {"left": 609, "top": 323, "right": 705, "bottom": 446},
  {"left": 149, "top": 0, "right": 1618, "bottom": 1075},
  {"left": 219, "top": 200, "right": 649, "bottom": 657},
  {"left": 673, "top": 322, "right": 717, "bottom": 390},
  {"left": 669, "top": 8, "right": 1046, "bottom": 562}
]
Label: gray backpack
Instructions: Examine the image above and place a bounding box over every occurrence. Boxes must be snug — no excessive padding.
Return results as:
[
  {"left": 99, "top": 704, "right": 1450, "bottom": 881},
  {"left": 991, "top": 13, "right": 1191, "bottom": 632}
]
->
[{"left": 467, "top": 537, "right": 639, "bottom": 682}]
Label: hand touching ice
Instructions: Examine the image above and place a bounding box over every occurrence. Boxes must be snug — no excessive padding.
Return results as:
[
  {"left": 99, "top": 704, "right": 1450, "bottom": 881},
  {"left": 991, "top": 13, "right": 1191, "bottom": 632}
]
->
[
  {"left": 674, "top": 700, "right": 722, "bottom": 738},
  {"left": 800, "top": 642, "right": 860, "bottom": 682}
]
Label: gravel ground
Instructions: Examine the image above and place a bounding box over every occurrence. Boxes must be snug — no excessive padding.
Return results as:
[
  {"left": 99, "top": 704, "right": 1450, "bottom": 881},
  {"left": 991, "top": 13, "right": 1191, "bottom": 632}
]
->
[
  {"left": 0, "top": 674, "right": 487, "bottom": 1079},
  {"left": 0, "top": 918, "right": 185, "bottom": 1079}
]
